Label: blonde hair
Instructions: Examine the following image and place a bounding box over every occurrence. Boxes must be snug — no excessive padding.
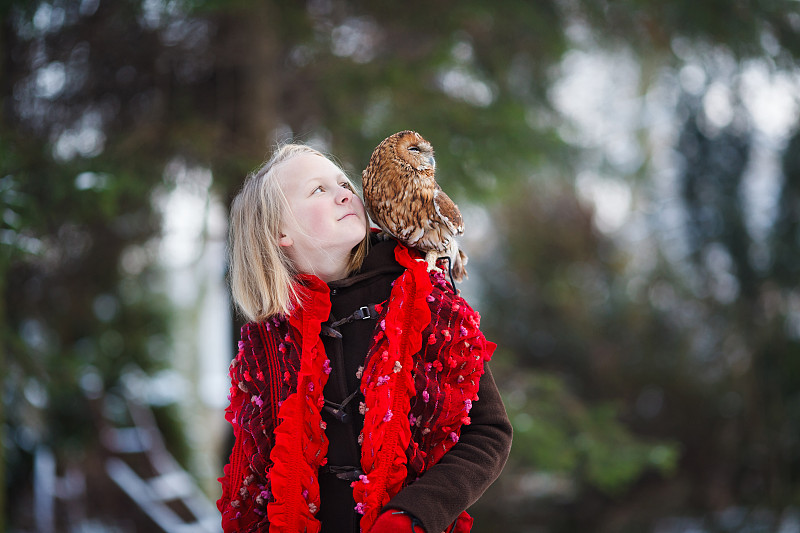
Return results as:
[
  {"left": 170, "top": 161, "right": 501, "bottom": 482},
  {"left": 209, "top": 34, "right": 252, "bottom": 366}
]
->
[{"left": 229, "top": 144, "right": 370, "bottom": 322}]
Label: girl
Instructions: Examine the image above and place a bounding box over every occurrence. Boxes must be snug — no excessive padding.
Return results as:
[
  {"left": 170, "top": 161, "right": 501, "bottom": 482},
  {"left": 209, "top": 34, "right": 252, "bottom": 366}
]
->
[{"left": 218, "top": 143, "right": 512, "bottom": 533}]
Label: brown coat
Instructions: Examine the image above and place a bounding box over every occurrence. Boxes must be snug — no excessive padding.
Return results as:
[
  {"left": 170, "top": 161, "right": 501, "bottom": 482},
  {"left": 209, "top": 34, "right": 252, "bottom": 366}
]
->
[{"left": 319, "top": 237, "right": 512, "bottom": 533}]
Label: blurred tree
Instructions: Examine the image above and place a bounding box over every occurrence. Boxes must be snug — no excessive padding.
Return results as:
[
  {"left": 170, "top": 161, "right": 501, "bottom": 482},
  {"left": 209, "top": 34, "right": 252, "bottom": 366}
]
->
[
  {"left": 475, "top": 184, "right": 687, "bottom": 531},
  {"left": 669, "top": 97, "right": 800, "bottom": 517},
  {"left": 772, "top": 129, "right": 800, "bottom": 285}
]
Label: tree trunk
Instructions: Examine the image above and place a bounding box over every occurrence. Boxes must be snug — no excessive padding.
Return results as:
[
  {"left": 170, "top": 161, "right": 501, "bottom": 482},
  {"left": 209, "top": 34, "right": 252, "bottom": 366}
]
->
[{"left": 212, "top": 2, "right": 281, "bottom": 161}]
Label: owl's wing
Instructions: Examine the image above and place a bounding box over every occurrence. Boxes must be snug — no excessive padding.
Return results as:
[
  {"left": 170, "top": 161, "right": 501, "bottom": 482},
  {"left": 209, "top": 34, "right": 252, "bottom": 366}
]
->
[{"left": 433, "top": 185, "right": 464, "bottom": 236}]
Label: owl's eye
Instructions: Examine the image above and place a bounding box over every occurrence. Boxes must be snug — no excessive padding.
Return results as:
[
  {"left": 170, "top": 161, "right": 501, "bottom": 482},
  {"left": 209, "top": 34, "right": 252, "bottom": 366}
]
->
[{"left": 408, "top": 146, "right": 420, "bottom": 153}]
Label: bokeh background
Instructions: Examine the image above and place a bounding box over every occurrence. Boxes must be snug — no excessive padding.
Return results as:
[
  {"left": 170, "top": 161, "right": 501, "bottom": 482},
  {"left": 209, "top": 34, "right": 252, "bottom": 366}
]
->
[{"left": 3, "top": 1, "right": 800, "bottom": 532}]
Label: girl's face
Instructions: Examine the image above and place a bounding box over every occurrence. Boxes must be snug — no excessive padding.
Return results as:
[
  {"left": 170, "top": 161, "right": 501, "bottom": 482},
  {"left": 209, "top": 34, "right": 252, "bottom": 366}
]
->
[{"left": 276, "top": 153, "right": 368, "bottom": 282}]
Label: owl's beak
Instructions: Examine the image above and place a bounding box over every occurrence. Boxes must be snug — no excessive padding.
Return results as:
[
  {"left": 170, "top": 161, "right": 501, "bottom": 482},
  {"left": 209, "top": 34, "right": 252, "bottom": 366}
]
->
[{"left": 427, "top": 155, "right": 436, "bottom": 170}]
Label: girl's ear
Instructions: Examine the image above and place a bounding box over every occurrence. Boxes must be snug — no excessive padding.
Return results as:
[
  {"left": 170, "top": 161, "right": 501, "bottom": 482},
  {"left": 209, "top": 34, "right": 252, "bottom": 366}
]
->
[{"left": 279, "top": 234, "right": 293, "bottom": 247}]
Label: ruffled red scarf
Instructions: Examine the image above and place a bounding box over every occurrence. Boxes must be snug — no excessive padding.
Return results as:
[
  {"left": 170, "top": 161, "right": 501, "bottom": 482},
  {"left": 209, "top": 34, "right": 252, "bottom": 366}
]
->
[{"left": 218, "top": 244, "right": 495, "bottom": 532}]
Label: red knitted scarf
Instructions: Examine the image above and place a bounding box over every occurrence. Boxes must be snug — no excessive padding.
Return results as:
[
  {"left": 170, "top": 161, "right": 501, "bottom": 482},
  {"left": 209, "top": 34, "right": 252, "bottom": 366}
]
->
[{"left": 218, "top": 244, "right": 495, "bottom": 532}]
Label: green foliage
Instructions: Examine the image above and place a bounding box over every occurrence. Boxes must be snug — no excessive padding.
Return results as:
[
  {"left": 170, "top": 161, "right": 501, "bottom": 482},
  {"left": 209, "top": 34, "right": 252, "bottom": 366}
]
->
[
  {"left": 578, "top": 406, "right": 678, "bottom": 495},
  {"left": 1, "top": 7, "right": 180, "bottom": 521},
  {"left": 505, "top": 369, "right": 678, "bottom": 496}
]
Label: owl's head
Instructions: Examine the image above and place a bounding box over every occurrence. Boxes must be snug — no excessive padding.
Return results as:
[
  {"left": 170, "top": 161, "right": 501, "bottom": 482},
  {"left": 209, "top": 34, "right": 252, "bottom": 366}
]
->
[{"left": 393, "top": 130, "right": 435, "bottom": 173}]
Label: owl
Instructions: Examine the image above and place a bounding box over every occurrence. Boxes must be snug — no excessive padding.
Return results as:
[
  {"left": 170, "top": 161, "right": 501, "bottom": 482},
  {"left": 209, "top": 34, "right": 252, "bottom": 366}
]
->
[{"left": 362, "top": 130, "right": 468, "bottom": 283}]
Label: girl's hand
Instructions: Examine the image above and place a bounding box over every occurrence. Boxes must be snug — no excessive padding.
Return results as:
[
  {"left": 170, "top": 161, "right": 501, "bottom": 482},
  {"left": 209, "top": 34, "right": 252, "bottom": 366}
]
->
[{"left": 369, "top": 510, "right": 426, "bottom": 533}]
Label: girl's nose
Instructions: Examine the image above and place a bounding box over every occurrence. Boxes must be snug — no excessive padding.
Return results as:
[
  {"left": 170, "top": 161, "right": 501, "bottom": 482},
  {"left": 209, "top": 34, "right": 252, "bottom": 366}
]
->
[{"left": 337, "top": 187, "right": 353, "bottom": 204}]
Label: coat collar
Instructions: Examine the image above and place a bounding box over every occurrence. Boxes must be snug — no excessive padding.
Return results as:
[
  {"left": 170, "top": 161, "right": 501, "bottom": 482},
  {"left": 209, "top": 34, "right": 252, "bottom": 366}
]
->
[{"left": 327, "top": 235, "right": 404, "bottom": 291}]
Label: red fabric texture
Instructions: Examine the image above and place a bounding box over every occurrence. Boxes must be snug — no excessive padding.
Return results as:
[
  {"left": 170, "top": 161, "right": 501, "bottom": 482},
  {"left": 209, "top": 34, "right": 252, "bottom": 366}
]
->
[
  {"left": 450, "top": 511, "right": 474, "bottom": 533},
  {"left": 266, "top": 275, "right": 331, "bottom": 532},
  {"left": 217, "top": 243, "right": 495, "bottom": 533},
  {"left": 368, "top": 510, "right": 418, "bottom": 533},
  {"left": 218, "top": 359, "right": 260, "bottom": 532},
  {"left": 351, "top": 244, "right": 433, "bottom": 529}
]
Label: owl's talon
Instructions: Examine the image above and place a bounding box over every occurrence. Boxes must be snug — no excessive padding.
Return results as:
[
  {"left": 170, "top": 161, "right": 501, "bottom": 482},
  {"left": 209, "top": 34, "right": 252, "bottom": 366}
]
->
[{"left": 424, "top": 252, "right": 447, "bottom": 275}]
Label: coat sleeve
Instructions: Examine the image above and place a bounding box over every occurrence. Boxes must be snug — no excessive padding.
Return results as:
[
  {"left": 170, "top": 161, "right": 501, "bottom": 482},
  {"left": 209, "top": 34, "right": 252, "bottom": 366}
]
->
[{"left": 384, "top": 363, "right": 512, "bottom": 533}]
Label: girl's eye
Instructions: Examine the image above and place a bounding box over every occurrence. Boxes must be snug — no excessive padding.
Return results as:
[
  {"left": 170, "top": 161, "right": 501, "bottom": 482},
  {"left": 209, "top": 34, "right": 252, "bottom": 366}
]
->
[
  {"left": 340, "top": 182, "right": 353, "bottom": 190},
  {"left": 313, "top": 185, "right": 324, "bottom": 194}
]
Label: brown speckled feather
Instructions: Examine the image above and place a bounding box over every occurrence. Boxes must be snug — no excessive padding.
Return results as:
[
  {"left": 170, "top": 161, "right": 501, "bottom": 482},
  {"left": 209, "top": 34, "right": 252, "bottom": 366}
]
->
[
  {"left": 362, "top": 130, "right": 468, "bottom": 282},
  {"left": 433, "top": 185, "right": 463, "bottom": 235}
]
